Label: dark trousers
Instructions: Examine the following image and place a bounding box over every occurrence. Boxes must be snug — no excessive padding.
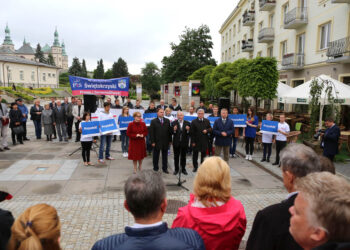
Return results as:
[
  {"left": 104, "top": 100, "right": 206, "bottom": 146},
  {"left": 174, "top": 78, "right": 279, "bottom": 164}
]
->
[
  {"left": 323, "top": 152, "right": 335, "bottom": 162},
  {"left": 81, "top": 141, "right": 92, "bottom": 162},
  {"left": 67, "top": 116, "right": 74, "bottom": 138},
  {"left": 173, "top": 146, "right": 187, "bottom": 171},
  {"left": 230, "top": 137, "right": 238, "bottom": 155},
  {"left": 33, "top": 120, "right": 42, "bottom": 139},
  {"left": 11, "top": 128, "right": 23, "bottom": 144},
  {"left": 22, "top": 121, "right": 27, "bottom": 139},
  {"left": 146, "top": 134, "right": 152, "bottom": 153},
  {"left": 262, "top": 143, "right": 272, "bottom": 160},
  {"left": 75, "top": 121, "right": 81, "bottom": 141},
  {"left": 275, "top": 140, "right": 287, "bottom": 164},
  {"left": 153, "top": 147, "right": 168, "bottom": 171},
  {"left": 193, "top": 149, "right": 206, "bottom": 169},
  {"left": 245, "top": 137, "right": 255, "bottom": 155},
  {"left": 208, "top": 136, "right": 214, "bottom": 156}
]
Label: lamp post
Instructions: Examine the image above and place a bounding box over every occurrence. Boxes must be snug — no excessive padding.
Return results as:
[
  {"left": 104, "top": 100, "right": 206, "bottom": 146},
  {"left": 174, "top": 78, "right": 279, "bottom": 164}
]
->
[{"left": 6, "top": 65, "right": 10, "bottom": 87}]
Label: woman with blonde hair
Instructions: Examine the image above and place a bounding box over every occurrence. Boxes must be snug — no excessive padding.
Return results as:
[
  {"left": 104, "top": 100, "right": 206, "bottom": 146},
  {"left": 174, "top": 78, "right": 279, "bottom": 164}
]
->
[
  {"left": 172, "top": 157, "right": 246, "bottom": 250},
  {"left": 8, "top": 203, "right": 61, "bottom": 250}
]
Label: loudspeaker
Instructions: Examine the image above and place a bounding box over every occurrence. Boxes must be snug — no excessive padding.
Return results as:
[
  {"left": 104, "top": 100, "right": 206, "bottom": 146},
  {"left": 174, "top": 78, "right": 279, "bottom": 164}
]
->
[
  {"left": 83, "top": 95, "right": 97, "bottom": 113},
  {"left": 219, "top": 97, "right": 230, "bottom": 111}
]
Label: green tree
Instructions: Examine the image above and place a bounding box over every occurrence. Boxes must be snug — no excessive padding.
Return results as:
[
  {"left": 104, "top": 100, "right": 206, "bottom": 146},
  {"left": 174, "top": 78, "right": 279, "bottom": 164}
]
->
[
  {"left": 112, "top": 57, "right": 129, "bottom": 78},
  {"left": 81, "top": 59, "right": 88, "bottom": 77},
  {"left": 35, "top": 43, "right": 46, "bottom": 63},
  {"left": 93, "top": 59, "right": 104, "bottom": 79},
  {"left": 236, "top": 57, "right": 279, "bottom": 110},
  {"left": 161, "top": 25, "right": 217, "bottom": 83},
  {"left": 59, "top": 72, "right": 69, "bottom": 86},
  {"left": 104, "top": 69, "right": 113, "bottom": 79},
  {"left": 47, "top": 53, "right": 55, "bottom": 66},
  {"left": 68, "top": 57, "right": 82, "bottom": 76},
  {"left": 141, "top": 62, "right": 162, "bottom": 95}
]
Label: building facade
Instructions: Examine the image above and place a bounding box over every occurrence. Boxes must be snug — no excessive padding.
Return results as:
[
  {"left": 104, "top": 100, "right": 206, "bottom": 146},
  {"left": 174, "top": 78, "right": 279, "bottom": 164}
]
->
[
  {"left": 219, "top": 0, "right": 350, "bottom": 110},
  {"left": 0, "top": 24, "right": 68, "bottom": 71}
]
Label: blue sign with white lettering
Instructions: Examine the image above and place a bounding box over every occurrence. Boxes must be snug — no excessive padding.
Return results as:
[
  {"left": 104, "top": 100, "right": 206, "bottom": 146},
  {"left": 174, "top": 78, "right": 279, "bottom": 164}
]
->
[
  {"left": 81, "top": 121, "right": 100, "bottom": 138},
  {"left": 100, "top": 119, "right": 118, "bottom": 134},
  {"left": 207, "top": 117, "right": 219, "bottom": 127},
  {"left": 143, "top": 113, "right": 158, "bottom": 127},
  {"left": 229, "top": 114, "right": 247, "bottom": 127},
  {"left": 118, "top": 116, "right": 134, "bottom": 131},
  {"left": 184, "top": 116, "right": 197, "bottom": 122},
  {"left": 261, "top": 120, "right": 279, "bottom": 135}
]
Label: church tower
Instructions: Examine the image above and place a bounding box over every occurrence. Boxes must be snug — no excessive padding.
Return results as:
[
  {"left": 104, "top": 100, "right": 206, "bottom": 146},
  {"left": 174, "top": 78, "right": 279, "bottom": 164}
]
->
[
  {"left": 51, "top": 27, "right": 62, "bottom": 68},
  {"left": 2, "top": 23, "right": 15, "bottom": 51},
  {"left": 61, "top": 40, "right": 68, "bottom": 70}
]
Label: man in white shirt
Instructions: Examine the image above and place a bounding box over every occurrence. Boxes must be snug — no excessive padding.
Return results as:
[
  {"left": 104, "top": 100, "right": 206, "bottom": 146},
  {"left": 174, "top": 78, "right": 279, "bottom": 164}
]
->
[{"left": 273, "top": 114, "right": 290, "bottom": 166}]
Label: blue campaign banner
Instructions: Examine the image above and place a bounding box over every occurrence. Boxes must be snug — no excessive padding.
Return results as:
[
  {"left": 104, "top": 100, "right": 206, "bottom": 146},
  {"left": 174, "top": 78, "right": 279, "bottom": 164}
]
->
[
  {"left": 118, "top": 116, "right": 134, "bottom": 131},
  {"left": 184, "top": 116, "right": 197, "bottom": 122},
  {"left": 100, "top": 119, "right": 118, "bottom": 134},
  {"left": 69, "top": 75, "right": 129, "bottom": 96},
  {"left": 208, "top": 117, "right": 219, "bottom": 127},
  {"left": 143, "top": 113, "right": 158, "bottom": 127},
  {"left": 261, "top": 120, "right": 279, "bottom": 135},
  {"left": 81, "top": 121, "right": 100, "bottom": 138},
  {"left": 229, "top": 114, "right": 247, "bottom": 127}
]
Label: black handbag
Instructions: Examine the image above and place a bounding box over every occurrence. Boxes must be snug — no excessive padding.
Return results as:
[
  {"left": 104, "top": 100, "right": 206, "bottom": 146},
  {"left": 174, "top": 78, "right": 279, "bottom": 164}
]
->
[{"left": 13, "top": 125, "right": 24, "bottom": 135}]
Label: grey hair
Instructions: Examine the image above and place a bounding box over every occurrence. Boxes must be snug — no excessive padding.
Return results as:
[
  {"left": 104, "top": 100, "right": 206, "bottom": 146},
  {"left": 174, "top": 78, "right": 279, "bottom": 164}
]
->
[
  {"left": 177, "top": 111, "right": 183, "bottom": 116},
  {"left": 197, "top": 108, "right": 205, "bottom": 114},
  {"left": 124, "top": 170, "right": 166, "bottom": 219},
  {"left": 280, "top": 144, "right": 321, "bottom": 177}
]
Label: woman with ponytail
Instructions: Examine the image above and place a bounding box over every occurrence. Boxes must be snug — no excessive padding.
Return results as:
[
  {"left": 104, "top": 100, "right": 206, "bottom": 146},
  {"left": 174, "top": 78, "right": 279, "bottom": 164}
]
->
[{"left": 8, "top": 203, "right": 61, "bottom": 250}]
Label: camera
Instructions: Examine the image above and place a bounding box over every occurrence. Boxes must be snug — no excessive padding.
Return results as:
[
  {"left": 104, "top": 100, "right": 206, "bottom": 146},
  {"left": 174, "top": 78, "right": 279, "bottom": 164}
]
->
[{"left": 314, "top": 129, "right": 325, "bottom": 140}]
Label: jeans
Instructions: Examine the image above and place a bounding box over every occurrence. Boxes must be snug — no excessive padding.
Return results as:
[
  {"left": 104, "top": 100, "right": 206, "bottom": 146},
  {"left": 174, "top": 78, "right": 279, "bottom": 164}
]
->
[
  {"left": 245, "top": 137, "right": 255, "bottom": 155},
  {"left": 99, "top": 134, "right": 112, "bottom": 160},
  {"left": 120, "top": 131, "right": 129, "bottom": 153},
  {"left": 33, "top": 120, "right": 42, "bottom": 139},
  {"left": 81, "top": 141, "right": 92, "bottom": 162},
  {"left": 230, "top": 137, "right": 238, "bottom": 155},
  {"left": 275, "top": 140, "right": 287, "bottom": 164},
  {"left": 262, "top": 143, "right": 272, "bottom": 160},
  {"left": 153, "top": 147, "right": 168, "bottom": 171}
]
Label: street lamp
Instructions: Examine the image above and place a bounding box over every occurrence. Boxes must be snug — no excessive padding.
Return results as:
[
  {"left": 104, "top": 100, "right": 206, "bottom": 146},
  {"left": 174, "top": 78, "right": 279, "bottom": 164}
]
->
[{"left": 6, "top": 65, "right": 10, "bottom": 87}]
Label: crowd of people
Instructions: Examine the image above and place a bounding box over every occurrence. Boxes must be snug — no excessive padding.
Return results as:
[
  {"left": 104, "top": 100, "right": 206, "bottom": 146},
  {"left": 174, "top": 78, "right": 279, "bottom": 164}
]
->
[{"left": 0, "top": 144, "right": 349, "bottom": 250}]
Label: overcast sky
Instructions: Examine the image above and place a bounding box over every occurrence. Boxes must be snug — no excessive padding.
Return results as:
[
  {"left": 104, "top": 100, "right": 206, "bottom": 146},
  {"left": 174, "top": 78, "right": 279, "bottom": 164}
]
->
[{"left": 1, "top": 0, "right": 239, "bottom": 74}]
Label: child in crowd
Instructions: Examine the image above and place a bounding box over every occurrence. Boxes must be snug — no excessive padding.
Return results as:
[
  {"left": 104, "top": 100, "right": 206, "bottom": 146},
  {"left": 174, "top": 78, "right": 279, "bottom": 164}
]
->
[{"left": 79, "top": 112, "right": 94, "bottom": 166}]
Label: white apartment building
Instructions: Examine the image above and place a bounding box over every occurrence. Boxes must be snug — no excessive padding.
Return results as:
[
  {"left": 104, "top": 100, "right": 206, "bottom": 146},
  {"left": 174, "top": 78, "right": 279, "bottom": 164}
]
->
[{"left": 219, "top": 0, "right": 350, "bottom": 111}]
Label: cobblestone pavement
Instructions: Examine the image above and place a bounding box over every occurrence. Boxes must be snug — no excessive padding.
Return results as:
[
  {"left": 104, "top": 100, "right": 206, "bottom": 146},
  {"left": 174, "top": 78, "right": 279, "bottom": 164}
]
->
[{"left": 0, "top": 120, "right": 288, "bottom": 249}]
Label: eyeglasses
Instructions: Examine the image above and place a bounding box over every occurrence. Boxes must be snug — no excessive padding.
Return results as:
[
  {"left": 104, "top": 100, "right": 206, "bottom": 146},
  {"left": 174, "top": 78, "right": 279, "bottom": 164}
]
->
[{"left": 135, "top": 115, "right": 141, "bottom": 117}]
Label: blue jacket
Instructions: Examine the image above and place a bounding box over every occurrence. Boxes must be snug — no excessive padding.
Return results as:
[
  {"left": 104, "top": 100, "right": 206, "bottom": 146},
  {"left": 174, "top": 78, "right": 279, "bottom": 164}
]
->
[
  {"left": 245, "top": 116, "right": 259, "bottom": 138},
  {"left": 92, "top": 222, "right": 205, "bottom": 250},
  {"left": 213, "top": 117, "right": 234, "bottom": 146},
  {"left": 17, "top": 104, "right": 28, "bottom": 122},
  {"left": 322, "top": 124, "right": 340, "bottom": 156}
]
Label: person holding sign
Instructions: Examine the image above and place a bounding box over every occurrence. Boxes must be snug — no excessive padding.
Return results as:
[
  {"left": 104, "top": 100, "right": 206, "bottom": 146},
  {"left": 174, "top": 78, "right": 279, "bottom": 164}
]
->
[
  {"left": 243, "top": 107, "right": 259, "bottom": 161},
  {"left": 261, "top": 113, "right": 274, "bottom": 163},
  {"left": 145, "top": 102, "right": 157, "bottom": 155},
  {"left": 273, "top": 114, "right": 290, "bottom": 166},
  {"left": 72, "top": 98, "right": 84, "bottom": 142},
  {"left": 126, "top": 112, "right": 148, "bottom": 173},
  {"left": 230, "top": 107, "right": 240, "bottom": 158},
  {"left": 79, "top": 112, "right": 94, "bottom": 166},
  {"left": 208, "top": 105, "right": 220, "bottom": 156},
  {"left": 98, "top": 102, "right": 115, "bottom": 163},
  {"left": 213, "top": 108, "right": 234, "bottom": 163},
  {"left": 118, "top": 107, "right": 131, "bottom": 158}
]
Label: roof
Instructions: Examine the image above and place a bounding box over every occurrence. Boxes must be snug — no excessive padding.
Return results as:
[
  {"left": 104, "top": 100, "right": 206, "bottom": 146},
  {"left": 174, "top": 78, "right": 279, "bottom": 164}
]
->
[
  {"left": 0, "top": 46, "right": 15, "bottom": 54},
  {"left": 16, "top": 43, "right": 35, "bottom": 54},
  {"left": 219, "top": 0, "right": 245, "bottom": 33},
  {"left": 0, "top": 55, "right": 60, "bottom": 69},
  {"left": 42, "top": 44, "right": 51, "bottom": 53}
]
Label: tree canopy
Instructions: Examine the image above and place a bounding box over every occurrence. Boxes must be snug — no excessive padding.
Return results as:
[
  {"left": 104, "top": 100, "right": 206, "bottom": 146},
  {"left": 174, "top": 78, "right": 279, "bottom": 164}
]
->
[
  {"left": 93, "top": 59, "right": 104, "bottom": 79},
  {"left": 34, "top": 43, "right": 46, "bottom": 63},
  {"left": 46, "top": 53, "right": 55, "bottom": 66},
  {"left": 141, "top": 62, "right": 162, "bottom": 95},
  {"left": 112, "top": 57, "right": 129, "bottom": 78},
  {"left": 68, "top": 57, "right": 82, "bottom": 76}
]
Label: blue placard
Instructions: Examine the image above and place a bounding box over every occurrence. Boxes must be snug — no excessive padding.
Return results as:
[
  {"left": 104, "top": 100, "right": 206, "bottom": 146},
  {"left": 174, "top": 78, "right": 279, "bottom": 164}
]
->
[
  {"left": 143, "top": 113, "right": 158, "bottom": 127},
  {"left": 81, "top": 121, "right": 100, "bottom": 138},
  {"left": 100, "top": 119, "right": 118, "bottom": 134},
  {"left": 229, "top": 114, "right": 247, "bottom": 127},
  {"left": 118, "top": 116, "right": 134, "bottom": 131},
  {"left": 184, "top": 116, "right": 197, "bottom": 122},
  {"left": 208, "top": 117, "right": 219, "bottom": 127},
  {"left": 261, "top": 120, "right": 279, "bottom": 135}
]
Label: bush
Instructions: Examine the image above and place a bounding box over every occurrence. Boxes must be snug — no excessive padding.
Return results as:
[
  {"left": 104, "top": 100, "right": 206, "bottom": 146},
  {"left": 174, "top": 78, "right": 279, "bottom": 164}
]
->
[
  {"left": 150, "top": 93, "right": 160, "bottom": 100},
  {"left": 1, "top": 98, "right": 7, "bottom": 103},
  {"left": 0, "top": 87, "right": 34, "bottom": 101}
]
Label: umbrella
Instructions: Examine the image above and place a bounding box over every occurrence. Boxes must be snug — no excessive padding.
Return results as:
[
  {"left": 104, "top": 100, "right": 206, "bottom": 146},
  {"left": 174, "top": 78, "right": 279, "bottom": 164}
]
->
[{"left": 277, "top": 82, "right": 293, "bottom": 102}]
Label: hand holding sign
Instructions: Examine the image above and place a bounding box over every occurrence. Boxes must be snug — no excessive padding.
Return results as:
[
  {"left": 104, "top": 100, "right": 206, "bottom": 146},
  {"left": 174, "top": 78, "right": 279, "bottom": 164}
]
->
[{"left": 261, "top": 120, "right": 279, "bottom": 135}]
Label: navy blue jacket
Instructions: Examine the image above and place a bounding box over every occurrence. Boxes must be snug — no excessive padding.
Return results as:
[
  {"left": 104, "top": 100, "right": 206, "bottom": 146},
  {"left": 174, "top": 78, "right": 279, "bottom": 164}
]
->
[
  {"left": 322, "top": 124, "right": 340, "bottom": 156},
  {"left": 213, "top": 117, "right": 234, "bottom": 146},
  {"left": 92, "top": 222, "right": 205, "bottom": 250}
]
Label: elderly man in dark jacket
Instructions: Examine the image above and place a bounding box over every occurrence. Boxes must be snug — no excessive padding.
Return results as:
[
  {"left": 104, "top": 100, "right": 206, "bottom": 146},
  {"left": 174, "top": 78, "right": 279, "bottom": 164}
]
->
[
  {"left": 321, "top": 117, "right": 341, "bottom": 161},
  {"left": 213, "top": 108, "right": 234, "bottom": 163},
  {"left": 150, "top": 108, "right": 172, "bottom": 174},
  {"left": 53, "top": 100, "right": 68, "bottom": 142},
  {"left": 92, "top": 170, "right": 205, "bottom": 250},
  {"left": 190, "top": 109, "right": 212, "bottom": 172}
]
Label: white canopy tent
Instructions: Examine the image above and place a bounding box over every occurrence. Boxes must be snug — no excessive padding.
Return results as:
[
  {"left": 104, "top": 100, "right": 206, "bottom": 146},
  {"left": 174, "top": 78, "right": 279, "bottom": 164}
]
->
[
  {"left": 277, "top": 82, "right": 293, "bottom": 101},
  {"left": 279, "top": 74, "right": 350, "bottom": 129}
]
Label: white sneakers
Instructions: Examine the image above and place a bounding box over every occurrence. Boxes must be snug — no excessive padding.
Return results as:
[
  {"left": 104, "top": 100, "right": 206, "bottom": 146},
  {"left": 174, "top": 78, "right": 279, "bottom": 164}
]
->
[
  {"left": 245, "top": 155, "right": 253, "bottom": 161},
  {"left": 245, "top": 155, "right": 249, "bottom": 160},
  {"left": 122, "top": 152, "right": 128, "bottom": 158}
]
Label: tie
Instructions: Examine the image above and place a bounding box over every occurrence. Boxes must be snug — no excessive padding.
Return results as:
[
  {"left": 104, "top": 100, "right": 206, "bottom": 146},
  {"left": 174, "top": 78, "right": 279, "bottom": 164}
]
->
[
  {"left": 223, "top": 119, "right": 226, "bottom": 125},
  {"left": 161, "top": 118, "right": 163, "bottom": 125},
  {"left": 78, "top": 106, "right": 81, "bottom": 116}
]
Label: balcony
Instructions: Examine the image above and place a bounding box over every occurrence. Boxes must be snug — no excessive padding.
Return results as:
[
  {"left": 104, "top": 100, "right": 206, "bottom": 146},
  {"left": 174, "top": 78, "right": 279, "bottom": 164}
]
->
[
  {"left": 242, "top": 39, "right": 254, "bottom": 52},
  {"left": 259, "top": 0, "right": 276, "bottom": 11},
  {"left": 331, "top": 0, "right": 350, "bottom": 3},
  {"left": 282, "top": 53, "right": 305, "bottom": 70},
  {"left": 258, "top": 28, "right": 274, "bottom": 43},
  {"left": 327, "top": 36, "right": 350, "bottom": 63},
  {"left": 284, "top": 7, "right": 308, "bottom": 29},
  {"left": 243, "top": 11, "right": 255, "bottom": 26}
]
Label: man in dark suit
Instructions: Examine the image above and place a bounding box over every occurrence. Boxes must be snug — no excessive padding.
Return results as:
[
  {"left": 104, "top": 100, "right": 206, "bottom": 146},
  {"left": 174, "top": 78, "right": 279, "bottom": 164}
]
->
[
  {"left": 190, "top": 109, "right": 212, "bottom": 172},
  {"left": 172, "top": 111, "right": 190, "bottom": 175},
  {"left": 150, "top": 108, "right": 172, "bottom": 173},
  {"left": 213, "top": 108, "right": 234, "bottom": 163},
  {"left": 53, "top": 100, "right": 68, "bottom": 142},
  {"left": 246, "top": 144, "right": 323, "bottom": 250},
  {"left": 169, "top": 98, "right": 182, "bottom": 111},
  {"left": 156, "top": 99, "right": 167, "bottom": 110},
  {"left": 321, "top": 117, "right": 341, "bottom": 162},
  {"left": 196, "top": 101, "right": 207, "bottom": 113},
  {"left": 92, "top": 170, "right": 205, "bottom": 250}
]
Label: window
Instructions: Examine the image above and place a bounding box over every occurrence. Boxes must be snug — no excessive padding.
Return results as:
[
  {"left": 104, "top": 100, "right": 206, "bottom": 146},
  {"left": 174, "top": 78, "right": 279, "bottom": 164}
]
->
[
  {"left": 20, "top": 71, "right": 24, "bottom": 81},
  {"left": 225, "top": 50, "right": 227, "bottom": 61},
  {"left": 269, "top": 14, "right": 274, "bottom": 28},
  {"left": 237, "top": 41, "right": 241, "bottom": 54},
  {"left": 281, "top": 40, "right": 287, "bottom": 58},
  {"left": 8, "top": 69, "right": 12, "bottom": 81},
  {"left": 259, "top": 21, "right": 263, "bottom": 31},
  {"left": 319, "top": 22, "right": 331, "bottom": 50},
  {"left": 53, "top": 73, "right": 55, "bottom": 77},
  {"left": 226, "top": 32, "right": 228, "bottom": 43},
  {"left": 229, "top": 48, "right": 231, "bottom": 59},
  {"left": 229, "top": 29, "right": 232, "bottom": 41},
  {"left": 282, "top": 3, "right": 289, "bottom": 20},
  {"left": 297, "top": 33, "right": 305, "bottom": 54},
  {"left": 48, "top": 73, "right": 51, "bottom": 77},
  {"left": 238, "top": 19, "right": 241, "bottom": 32},
  {"left": 43, "top": 73, "right": 46, "bottom": 82},
  {"left": 257, "top": 51, "right": 262, "bottom": 57},
  {"left": 250, "top": 28, "right": 254, "bottom": 39},
  {"left": 222, "top": 52, "right": 224, "bottom": 62},
  {"left": 31, "top": 71, "right": 35, "bottom": 81},
  {"left": 233, "top": 24, "right": 236, "bottom": 36},
  {"left": 243, "top": 34, "right": 247, "bottom": 41},
  {"left": 268, "top": 46, "right": 273, "bottom": 57},
  {"left": 222, "top": 36, "right": 224, "bottom": 45},
  {"left": 233, "top": 45, "right": 236, "bottom": 56}
]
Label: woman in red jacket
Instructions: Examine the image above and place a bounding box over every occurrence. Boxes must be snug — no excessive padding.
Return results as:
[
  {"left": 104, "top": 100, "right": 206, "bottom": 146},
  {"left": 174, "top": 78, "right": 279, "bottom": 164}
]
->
[
  {"left": 172, "top": 156, "right": 247, "bottom": 250},
  {"left": 126, "top": 111, "right": 148, "bottom": 173}
]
